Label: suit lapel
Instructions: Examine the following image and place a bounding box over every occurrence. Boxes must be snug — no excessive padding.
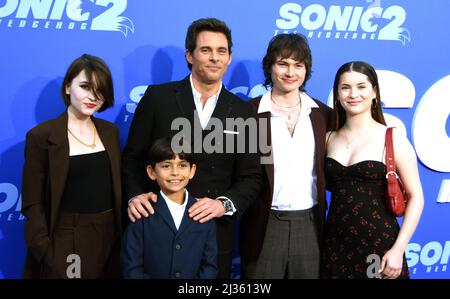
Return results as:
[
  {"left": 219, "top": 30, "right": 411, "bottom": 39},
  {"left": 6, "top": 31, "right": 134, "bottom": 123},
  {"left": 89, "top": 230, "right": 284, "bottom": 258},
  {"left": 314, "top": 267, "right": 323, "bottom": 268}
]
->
[
  {"left": 309, "top": 106, "right": 326, "bottom": 167},
  {"left": 175, "top": 77, "right": 233, "bottom": 130},
  {"left": 253, "top": 98, "right": 275, "bottom": 199},
  {"left": 176, "top": 195, "right": 196, "bottom": 236},
  {"left": 154, "top": 194, "right": 178, "bottom": 234},
  {"left": 309, "top": 104, "right": 328, "bottom": 228},
  {"left": 174, "top": 76, "right": 196, "bottom": 125},
  {"left": 47, "top": 112, "right": 70, "bottom": 233},
  {"left": 207, "top": 87, "right": 233, "bottom": 128}
]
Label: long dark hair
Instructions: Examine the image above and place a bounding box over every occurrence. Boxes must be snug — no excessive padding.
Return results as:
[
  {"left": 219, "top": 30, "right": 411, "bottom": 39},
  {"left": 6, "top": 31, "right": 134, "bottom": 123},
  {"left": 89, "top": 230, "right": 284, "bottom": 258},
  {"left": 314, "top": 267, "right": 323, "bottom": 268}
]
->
[{"left": 332, "top": 61, "right": 386, "bottom": 130}]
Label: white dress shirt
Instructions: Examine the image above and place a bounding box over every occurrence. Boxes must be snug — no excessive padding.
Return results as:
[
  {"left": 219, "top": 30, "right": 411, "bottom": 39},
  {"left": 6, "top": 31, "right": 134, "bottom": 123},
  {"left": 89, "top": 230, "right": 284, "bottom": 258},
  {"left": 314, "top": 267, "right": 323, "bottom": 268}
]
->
[
  {"left": 160, "top": 190, "right": 189, "bottom": 230},
  {"left": 258, "top": 91, "right": 319, "bottom": 210},
  {"left": 189, "top": 74, "right": 236, "bottom": 215},
  {"left": 190, "top": 75, "right": 222, "bottom": 129}
]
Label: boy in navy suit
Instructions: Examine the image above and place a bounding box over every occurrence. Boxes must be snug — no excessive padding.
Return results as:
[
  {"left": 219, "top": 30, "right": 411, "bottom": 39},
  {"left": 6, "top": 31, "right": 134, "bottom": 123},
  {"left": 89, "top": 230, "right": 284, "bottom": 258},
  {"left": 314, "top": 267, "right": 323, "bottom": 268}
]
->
[{"left": 121, "top": 137, "right": 217, "bottom": 278}]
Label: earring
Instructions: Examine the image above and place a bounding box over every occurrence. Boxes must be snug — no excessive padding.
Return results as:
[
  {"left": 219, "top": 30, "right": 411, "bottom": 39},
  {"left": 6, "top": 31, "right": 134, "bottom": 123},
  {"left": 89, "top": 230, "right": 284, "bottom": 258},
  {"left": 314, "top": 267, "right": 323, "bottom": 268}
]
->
[
  {"left": 334, "top": 100, "right": 340, "bottom": 108},
  {"left": 372, "top": 99, "right": 377, "bottom": 114}
]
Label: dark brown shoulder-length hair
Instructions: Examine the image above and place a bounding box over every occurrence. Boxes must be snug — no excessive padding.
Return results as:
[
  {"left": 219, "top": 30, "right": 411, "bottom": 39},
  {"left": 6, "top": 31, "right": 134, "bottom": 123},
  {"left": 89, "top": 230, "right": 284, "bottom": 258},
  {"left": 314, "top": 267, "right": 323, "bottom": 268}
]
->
[
  {"left": 262, "top": 33, "right": 312, "bottom": 91},
  {"left": 61, "top": 54, "right": 114, "bottom": 112},
  {"left": 332, "top": 61, "right": 386, "bottom": 130}
]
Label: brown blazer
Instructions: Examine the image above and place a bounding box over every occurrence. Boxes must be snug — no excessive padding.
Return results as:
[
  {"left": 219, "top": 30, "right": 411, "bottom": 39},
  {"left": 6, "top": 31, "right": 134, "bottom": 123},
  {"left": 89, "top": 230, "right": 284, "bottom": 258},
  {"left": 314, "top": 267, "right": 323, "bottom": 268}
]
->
[
  {"left": 239, "top": 96, "right": 332, "bottom": 262},
  {"left": 21, "top": 111, "right": 122, "bottom": 278}
]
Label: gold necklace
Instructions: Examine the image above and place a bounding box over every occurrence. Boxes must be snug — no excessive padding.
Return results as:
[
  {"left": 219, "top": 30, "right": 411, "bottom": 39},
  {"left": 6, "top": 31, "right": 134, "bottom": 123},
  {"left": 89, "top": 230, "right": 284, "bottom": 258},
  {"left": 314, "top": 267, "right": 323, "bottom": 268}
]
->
[
  {"left": 68, "top": 122, "right": 96, "bottom": 149},
  {"left": 271, "top": 95, "right": 301, "bottom": 108}
]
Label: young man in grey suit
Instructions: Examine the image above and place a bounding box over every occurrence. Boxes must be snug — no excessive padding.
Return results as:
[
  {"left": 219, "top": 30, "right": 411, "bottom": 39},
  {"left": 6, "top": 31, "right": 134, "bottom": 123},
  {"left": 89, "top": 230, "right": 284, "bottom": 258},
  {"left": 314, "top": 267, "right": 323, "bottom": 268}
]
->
[{"left": 122, "top": 18, "right": 262, "bottom": 279}]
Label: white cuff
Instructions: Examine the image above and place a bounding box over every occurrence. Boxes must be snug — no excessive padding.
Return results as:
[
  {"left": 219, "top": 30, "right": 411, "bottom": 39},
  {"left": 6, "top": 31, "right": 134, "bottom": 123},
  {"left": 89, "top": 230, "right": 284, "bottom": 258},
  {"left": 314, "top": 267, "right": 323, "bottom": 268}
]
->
[{"left": 216, "top": 196, "right": 236, "bottom": 216}]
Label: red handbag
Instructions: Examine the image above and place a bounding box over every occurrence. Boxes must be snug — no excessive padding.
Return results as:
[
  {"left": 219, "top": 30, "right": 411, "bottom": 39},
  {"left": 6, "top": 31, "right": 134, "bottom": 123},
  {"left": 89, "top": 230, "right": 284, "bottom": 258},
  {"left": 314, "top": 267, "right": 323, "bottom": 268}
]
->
[{"left": 385, "top": 127, "right": 408, "bottom": 217}]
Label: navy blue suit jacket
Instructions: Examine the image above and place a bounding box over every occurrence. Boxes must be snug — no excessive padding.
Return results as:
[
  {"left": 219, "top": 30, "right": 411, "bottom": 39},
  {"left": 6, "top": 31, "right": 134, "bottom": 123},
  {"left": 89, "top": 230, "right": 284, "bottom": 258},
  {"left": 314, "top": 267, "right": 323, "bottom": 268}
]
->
[{"left": 121, "top": 193, "right": 217, "bottom": 279}]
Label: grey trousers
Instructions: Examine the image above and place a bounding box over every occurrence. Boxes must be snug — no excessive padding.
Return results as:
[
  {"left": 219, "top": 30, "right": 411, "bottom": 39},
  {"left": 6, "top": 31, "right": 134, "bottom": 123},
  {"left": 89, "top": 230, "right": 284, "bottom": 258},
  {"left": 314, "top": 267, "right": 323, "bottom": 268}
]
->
[{"left": 242, "top": 207, "right": 320, "bottom": 279}]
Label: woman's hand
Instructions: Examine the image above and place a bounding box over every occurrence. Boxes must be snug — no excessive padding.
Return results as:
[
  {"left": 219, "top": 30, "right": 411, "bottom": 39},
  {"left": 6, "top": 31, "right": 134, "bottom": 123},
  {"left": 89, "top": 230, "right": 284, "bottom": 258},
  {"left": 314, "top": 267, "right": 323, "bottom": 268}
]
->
[{"left": 379, "top": 247, "right": 404, "bottom": 279}]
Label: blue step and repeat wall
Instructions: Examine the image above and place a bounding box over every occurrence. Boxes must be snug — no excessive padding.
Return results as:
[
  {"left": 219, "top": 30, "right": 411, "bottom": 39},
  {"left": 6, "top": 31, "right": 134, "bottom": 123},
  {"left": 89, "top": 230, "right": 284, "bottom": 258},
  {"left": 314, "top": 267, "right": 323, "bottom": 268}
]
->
[{"left": 0, "top": 0, "right": 449, "bottom": 279}]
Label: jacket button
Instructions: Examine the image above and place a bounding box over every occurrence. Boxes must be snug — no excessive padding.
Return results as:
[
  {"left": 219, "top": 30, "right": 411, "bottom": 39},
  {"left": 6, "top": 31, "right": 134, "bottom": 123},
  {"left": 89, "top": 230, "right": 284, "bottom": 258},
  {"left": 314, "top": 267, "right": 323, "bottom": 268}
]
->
[
  {"left": 175, "top": 272, "right": 181, "bottom": 278},
  {"left": 175, "top": 244, "right": 181, "bottom": 250}
]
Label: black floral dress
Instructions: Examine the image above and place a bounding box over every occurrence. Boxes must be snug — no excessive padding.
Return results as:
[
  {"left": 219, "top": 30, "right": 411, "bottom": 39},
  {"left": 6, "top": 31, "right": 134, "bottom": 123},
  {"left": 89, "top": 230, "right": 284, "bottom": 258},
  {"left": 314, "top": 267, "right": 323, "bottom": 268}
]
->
[{"left": 321, "top": 157, "right": 409, "bottom": 279}]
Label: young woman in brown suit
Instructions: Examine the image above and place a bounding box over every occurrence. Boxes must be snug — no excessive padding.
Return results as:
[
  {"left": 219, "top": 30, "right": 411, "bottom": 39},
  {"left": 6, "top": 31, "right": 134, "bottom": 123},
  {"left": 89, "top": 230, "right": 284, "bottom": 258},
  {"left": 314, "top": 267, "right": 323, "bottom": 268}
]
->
[{"left": 21, "top": 54, "right": 122, "bottom": 278}]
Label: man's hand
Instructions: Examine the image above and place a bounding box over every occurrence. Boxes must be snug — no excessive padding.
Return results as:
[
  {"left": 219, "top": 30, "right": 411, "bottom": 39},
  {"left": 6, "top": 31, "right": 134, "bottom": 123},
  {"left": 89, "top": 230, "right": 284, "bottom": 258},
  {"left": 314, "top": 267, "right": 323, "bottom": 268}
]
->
[
  {"left": 127, "top": 192, "right": 158, "bottom": 223},
  {"left": 188, "top": 197, "right": 225, "bottom": 223}
]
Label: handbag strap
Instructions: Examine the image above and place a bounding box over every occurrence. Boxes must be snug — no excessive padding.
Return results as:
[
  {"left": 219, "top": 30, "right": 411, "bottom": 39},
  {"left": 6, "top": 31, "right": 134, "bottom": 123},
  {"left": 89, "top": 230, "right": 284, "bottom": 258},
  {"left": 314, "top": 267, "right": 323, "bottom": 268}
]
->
[{"left": 385, "top": 127, "right": 398, "bottom": 178}]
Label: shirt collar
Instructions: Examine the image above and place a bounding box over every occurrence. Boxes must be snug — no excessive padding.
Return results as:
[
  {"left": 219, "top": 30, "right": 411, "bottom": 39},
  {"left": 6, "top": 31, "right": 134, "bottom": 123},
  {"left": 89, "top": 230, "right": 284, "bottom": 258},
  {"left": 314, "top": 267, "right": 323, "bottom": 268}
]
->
[
  {"left": 189, "top": 74, "right": 222, "bottom": 104},
  {"left": 160, "top": 189, "right": 189, "bottom": 210},
  {"left": 258, "top": 91, "right": 319, "bottom": 114}
]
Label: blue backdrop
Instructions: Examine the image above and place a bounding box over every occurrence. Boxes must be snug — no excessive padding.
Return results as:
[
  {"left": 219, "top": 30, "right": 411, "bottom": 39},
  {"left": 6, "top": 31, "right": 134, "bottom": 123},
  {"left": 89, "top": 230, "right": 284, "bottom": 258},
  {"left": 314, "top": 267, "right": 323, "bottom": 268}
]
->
[{"left": 0, "top": 0, "right": 449, "bottom": 279}]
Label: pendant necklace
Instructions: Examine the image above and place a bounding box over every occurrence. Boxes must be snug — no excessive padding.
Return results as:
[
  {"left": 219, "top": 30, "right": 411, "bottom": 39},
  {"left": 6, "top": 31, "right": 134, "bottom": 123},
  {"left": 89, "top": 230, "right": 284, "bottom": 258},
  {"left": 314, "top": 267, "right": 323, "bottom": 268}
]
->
[{"left": 68, "top": 121, "right": 96, "bottom": 149}]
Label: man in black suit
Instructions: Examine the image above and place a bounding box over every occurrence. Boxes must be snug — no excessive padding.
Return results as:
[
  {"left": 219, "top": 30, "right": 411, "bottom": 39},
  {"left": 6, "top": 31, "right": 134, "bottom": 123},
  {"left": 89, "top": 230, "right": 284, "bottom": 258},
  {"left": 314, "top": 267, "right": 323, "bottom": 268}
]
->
[{"left": 122, "top": 18, "right": 262, "bottom": 279}]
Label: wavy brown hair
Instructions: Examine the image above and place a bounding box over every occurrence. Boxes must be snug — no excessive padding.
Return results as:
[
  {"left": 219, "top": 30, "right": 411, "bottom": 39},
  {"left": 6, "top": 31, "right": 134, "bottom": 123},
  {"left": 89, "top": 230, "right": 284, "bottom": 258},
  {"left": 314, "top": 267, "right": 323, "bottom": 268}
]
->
[{"left": 262, "top": 33, "right": 312, "bottom": 91}]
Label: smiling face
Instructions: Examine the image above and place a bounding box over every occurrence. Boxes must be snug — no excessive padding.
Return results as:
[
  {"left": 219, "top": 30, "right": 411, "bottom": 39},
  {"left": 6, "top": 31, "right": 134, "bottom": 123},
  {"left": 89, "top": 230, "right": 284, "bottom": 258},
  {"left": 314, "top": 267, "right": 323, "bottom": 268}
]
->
[
  {"left": 337, "top": 71, "right": 377, "bottom": 117},
  {"left": 66, "top": 70, "right": 105, "bottom": 118},
  {"left": 186, "top": 30, "right": 232, "bottom": 85},
  {"left": 270, "top": 56, "right": 306, "bottom": 95},
  {"left": 147, "top": 156, "right": 196, "bottom": 200}
]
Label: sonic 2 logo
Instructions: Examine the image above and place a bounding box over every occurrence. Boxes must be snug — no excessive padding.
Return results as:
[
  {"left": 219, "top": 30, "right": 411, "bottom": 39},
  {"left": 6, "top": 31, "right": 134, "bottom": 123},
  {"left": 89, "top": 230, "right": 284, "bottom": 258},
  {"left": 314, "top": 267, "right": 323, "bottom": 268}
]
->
[
  {"left": 0, "top": 183, "right": 24, "bottom": 222},
  {"left": 0, "top": 0, "right": 134, "bottom": 36},
  {"left": 276, "top": 2, "right": 410, "bottom": 45},
  {"left": 407, "top": 241, "right": 450, "bottom": 275}
]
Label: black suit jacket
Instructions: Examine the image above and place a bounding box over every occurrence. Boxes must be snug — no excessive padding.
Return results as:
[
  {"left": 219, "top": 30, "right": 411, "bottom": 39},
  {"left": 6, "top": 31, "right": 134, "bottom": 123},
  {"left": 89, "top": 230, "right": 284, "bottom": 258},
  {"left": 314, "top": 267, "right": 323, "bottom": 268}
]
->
[
  {"left": 122, "top": 76, "right": 262, "bottom": 254},
  {"left": 239, "top": 96, "right": 332, "bottom": 262},
  {"left": 21, "top": 111, "right": 122, "bottom": 278}
]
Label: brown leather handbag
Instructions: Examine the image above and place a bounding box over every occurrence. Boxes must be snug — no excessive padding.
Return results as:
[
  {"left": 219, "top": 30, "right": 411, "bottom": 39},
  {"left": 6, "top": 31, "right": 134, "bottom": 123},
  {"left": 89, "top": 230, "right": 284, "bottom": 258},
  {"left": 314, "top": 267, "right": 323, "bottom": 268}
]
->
[{"left": 385, "top": 127, "right": 408, "bottom": 217}]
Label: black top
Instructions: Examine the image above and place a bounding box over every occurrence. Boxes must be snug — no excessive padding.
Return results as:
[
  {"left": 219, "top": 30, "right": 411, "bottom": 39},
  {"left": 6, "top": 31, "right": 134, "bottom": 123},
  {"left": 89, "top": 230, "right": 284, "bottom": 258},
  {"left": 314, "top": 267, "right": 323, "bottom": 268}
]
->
[{"left": 61, "top": 151, "right": 113, "bottom": 213}]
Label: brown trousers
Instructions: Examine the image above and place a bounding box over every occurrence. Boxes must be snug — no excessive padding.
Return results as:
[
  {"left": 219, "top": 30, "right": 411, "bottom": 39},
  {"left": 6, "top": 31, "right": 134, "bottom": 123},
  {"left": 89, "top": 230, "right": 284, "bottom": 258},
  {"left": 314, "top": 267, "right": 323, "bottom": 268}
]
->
[{"left": 42, "top": 209, "right": 120, "bottom": 279}]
